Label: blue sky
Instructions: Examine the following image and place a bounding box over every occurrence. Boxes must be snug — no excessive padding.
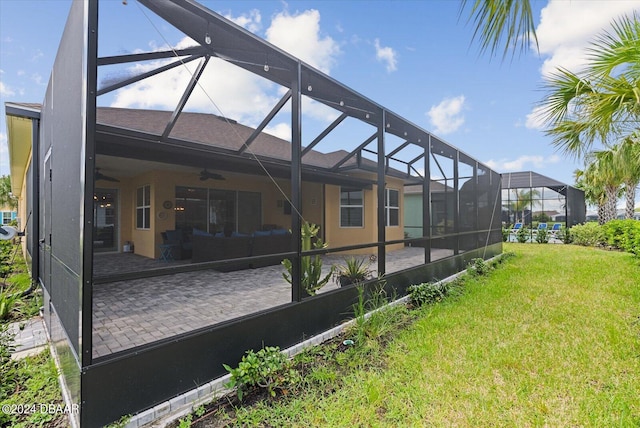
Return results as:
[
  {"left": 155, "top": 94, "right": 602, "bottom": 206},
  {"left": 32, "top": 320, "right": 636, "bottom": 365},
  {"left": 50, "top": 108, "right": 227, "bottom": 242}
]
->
[{"left": 1, "top": 0, "right": 639, "bottom": 190}]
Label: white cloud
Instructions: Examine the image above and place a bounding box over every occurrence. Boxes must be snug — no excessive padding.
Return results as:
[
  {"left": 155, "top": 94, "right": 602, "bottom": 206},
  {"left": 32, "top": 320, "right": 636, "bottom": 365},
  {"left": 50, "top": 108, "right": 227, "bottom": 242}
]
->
[
  {"left": 109, "top": 9, "right": 343, "bottom": 130},
  {"left": 265, "top": 9, "right": 340, "bottom": 73},
  {"left": 264, "top": 122, "right": 291, "bottom": 141},
  {"left": 427, "top": 95, "right": 465, "bottom": 135},
  {"left": 374, "top": 39, "right": 397, "bottom": 73},
  {"left": 525, "top": 106, "right": 546, "bottom": 130},
  {"left": 485, "top": 154, "right": 561, "bottom": 172},
  {"left": 224, "top": 9, "right": 262, "bottom": 33},
  {"left": 110, "top": 51, "right": 277, "bottom": 126},
  {"left": 0, "top": 81, "right": 15, "bottom": 97},
  {"left": 535, "top": 0, "right": 640, "bottom": 77}
]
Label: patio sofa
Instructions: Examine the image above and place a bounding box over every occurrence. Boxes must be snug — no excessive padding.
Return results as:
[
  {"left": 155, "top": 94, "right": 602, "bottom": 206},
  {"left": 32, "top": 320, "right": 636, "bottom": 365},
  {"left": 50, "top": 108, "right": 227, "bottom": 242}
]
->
[{"left": 191, "top": 228, "right": 292, "bottom": 271}]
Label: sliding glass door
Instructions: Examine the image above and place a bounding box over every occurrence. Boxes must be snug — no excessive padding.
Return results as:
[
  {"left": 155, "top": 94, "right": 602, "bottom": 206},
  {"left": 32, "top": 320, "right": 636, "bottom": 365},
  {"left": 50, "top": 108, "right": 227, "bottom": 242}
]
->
[{"left": 176, "top": 186, "right": 262, "bottom": 235}]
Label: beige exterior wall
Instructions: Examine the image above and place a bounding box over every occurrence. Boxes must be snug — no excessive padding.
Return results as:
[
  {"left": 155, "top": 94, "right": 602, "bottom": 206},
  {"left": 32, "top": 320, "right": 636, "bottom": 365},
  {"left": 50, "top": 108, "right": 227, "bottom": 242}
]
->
[
  {"left": 324, "top": 174, "right": 405, "bottom": 255},
  {"left": 99, "top": 170, "right": 325, "bottom": 259}
]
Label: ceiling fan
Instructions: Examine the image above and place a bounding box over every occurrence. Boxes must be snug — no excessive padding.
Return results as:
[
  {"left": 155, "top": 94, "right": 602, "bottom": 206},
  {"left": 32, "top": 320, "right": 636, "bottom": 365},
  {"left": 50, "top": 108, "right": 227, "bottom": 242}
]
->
[
  {"left": 95, "top": 168, "right": 120, "bottom": 182},
  {"left": 199, "top": 168, "right": 225, "bottom": 181}
]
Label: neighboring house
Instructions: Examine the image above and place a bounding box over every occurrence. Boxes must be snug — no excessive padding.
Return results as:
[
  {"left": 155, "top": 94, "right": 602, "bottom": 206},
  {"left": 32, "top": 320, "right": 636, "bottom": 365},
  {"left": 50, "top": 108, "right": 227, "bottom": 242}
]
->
[
  {"left": 4, "top": 1, "right": 502, "bottom": 426},
  {"left": 501, "top": 171, "right": 586, "bottom": 228}
]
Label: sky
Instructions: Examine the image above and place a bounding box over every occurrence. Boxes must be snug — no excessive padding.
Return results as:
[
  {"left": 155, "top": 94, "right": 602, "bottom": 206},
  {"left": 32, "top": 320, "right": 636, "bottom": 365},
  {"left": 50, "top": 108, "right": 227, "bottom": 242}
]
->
[{"left": 1, "top": 0, "right": 639, "bottom": 193}]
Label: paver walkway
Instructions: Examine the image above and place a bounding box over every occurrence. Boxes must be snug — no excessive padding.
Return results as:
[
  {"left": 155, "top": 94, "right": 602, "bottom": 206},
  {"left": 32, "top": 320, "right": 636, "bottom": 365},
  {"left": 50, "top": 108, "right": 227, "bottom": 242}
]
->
[{"left": 7, "top": 317, "right": 48, "bottom": 359}]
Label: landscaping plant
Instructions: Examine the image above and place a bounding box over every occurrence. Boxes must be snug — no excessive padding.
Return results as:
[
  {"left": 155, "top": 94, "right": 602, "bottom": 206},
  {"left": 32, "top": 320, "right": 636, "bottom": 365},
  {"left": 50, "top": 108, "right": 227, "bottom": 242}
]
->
[
  {"left": 223, "top": 346, "right": 299, "bottom": 401},
  {"left": 282, "top": 222, "right": 334, "bottom": 295},
  {"left": 569, "top": 222, "right": 605, "bottom": 246}
]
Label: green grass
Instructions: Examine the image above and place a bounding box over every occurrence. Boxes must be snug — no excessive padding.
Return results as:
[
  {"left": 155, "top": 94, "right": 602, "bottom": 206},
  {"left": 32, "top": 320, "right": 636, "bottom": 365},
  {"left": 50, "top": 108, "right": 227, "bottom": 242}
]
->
[{"left": 216, "top": 244, "right": 640, "bottom": 427}]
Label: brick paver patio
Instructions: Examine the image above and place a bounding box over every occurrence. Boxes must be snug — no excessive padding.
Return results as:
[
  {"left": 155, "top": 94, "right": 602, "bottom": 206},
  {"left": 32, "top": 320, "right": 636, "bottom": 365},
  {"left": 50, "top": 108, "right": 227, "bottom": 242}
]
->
[{"left": 92, "top": 246, "right": 453, "bottom": 358}]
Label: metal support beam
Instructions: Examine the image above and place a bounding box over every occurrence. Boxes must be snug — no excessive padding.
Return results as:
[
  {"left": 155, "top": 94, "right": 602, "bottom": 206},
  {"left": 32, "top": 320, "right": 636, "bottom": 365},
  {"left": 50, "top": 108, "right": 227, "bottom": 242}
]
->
[
  {"left": 423, "top": 139, "right": 431, "bottom": 264},
  {"left": 161, "top": 56, "right": 210, "bottom": 141},
  {"left": 238, "top": 89, "right": 292, "bottom": 154},
  {"left": 97, "top": 46, "right": 206, "bottom": 66},
  {"left": 31, "top": 119, "right": 40, "bottom": 287},
  {"left": 81, "top": 0, "right": 99, "bottom": 367},
  {"left": 291, "top": 64, "right": 302, "bottom": 302},
  {"left": 377, "top": 111, "right": 386, "bottom": 277},
  {"left": 301, "top": 112, "right": 348, "bottom": 157},
  {"left": 97, "top": 55, "right": 203, "bottom": 96},
  {"left": 330, "top": 132, "right": 376, "bottom": 171},
  {"left": 453, "top": 151, "right": 460, "bottom": 256}
]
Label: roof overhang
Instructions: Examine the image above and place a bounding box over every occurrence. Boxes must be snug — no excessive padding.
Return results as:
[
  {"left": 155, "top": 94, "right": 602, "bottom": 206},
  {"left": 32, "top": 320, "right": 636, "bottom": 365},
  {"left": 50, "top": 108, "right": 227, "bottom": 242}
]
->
[
  {"left": 96, "top": 124, "right": 375, "bottom": 189},
  {"left": 5, "top": 103, "right": 41, "bottom": 196}
]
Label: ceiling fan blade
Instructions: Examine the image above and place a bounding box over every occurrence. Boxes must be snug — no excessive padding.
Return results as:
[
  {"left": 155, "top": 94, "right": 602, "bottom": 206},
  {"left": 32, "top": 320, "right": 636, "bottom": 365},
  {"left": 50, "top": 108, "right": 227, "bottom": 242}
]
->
[{"left": 95, "top": 169, "right": 120, "bottom": 182}]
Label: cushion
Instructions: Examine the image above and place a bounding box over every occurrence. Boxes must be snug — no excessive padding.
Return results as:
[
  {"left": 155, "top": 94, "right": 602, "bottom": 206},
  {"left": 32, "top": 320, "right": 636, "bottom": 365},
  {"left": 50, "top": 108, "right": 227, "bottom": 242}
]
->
[
  {"left": 253, "top": 230, "right": 271, "bottom": 237},
  {"left": 193, "top": 228, "right": 213, "bottom": 237},
  {"left": 271, "top": 228, "right": 289, "bottom": 235}
]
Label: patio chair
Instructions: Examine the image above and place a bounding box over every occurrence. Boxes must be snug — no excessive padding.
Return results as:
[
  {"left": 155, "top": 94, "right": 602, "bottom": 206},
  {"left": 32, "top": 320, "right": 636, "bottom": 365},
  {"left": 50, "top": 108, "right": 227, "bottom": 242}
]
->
[
  {"left": 534, "top": 223, "right": 548, "bottom": 234},
  {"left": 550, "top": 223, "right": 562, "bottom": 237},
  {"left": 511, "top": 223, "right": 523, "bottom": 233}
]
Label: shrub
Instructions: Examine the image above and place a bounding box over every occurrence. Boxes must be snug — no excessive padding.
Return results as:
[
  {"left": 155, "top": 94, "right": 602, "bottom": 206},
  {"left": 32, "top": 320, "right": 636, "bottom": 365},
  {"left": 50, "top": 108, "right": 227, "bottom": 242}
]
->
[
  {"left": 535, "top": 228, "right": 549, "bottom": 244},
  {"left": 223, "top": 346, "right": 298, "bottom": 401},
  {"left": 516, "top": 226, "right": 529, "bottom": 243},
  {"left": 501, "top": 227, "right": 510, "bottom": 242},
  {"left": 602, "top": 219, "right": 640, "bottom": 255},
  {"left": 467, "top": 258, "right": 491, "bottom": 276},
  {"left": 569, "top": 222, "right": 605, "bottom": 247}
]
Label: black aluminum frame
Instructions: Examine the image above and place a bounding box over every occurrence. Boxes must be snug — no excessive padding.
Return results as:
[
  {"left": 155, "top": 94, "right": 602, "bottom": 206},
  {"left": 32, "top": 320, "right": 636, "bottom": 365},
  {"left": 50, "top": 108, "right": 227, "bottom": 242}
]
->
[{"left": 12, "top": 1, "right": 504, "bottom": 425}]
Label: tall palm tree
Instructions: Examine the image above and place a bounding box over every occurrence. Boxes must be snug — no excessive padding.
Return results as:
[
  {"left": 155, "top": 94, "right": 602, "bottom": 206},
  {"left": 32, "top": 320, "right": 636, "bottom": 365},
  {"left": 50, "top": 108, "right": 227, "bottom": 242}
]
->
[
  {"left": 460, "top": 0, "right": 538, "bottom": 58},
  {"left": 0, "top": 176, "right": 17, "bottom": 212},
  {"left": 539, "top": 13, "right": 640, "bottom": 157},
  {"left": 613, "top": 136, "right": 640, "bottom": 219}
]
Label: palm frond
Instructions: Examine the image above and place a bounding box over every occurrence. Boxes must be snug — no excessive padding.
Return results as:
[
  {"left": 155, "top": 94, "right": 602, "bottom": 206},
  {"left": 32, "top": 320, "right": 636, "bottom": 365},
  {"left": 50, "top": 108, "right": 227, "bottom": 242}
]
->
[
  {"left": 587, "top": 12, "right": 640, "bottom": 79},
  {"left": 460, "top": 0, "right": 538, "bottom": 59}
]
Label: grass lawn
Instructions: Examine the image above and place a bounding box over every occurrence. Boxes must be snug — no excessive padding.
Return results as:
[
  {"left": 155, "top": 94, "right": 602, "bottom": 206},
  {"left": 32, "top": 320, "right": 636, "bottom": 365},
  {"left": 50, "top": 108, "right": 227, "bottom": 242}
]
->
[{"left": 219, "top": 243, "right": 640, "bottom": 427}]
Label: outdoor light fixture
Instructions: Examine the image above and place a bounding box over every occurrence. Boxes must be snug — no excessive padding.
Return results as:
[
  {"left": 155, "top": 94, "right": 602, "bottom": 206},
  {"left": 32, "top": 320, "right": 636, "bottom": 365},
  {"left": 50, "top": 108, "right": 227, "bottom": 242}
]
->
[
  {"left": 263, "top": 64, "right": 269, "bottom": 72},
  {"left": 307, "top": 85, "right": 312, "bottom": 91},
  {"left": 204, "top": 34, "right": 212, "bottom": 45},
  {"left": 365, "top": 113, "right": 370, "bottom": 119},
  {"left": 339, "top": 100, "right": 344, "bottom": 106}
]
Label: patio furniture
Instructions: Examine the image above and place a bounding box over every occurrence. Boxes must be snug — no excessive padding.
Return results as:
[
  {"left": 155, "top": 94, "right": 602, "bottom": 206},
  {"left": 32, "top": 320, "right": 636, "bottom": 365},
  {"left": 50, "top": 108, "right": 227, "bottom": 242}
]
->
[
  {"left": 511, "top": 223, "right": 523, "bottom": 233},
  {"left": 191, "top": 229, "right": 292, "bottom": 271},
  {"left": 158, "top": 244, "right": 176, "bottom": 262},
  {"left": 550, "top": 223, "right": 562, "bottom": 236},
  {"left": 161, "top": 229, "right": 192, "bottom": 260}
]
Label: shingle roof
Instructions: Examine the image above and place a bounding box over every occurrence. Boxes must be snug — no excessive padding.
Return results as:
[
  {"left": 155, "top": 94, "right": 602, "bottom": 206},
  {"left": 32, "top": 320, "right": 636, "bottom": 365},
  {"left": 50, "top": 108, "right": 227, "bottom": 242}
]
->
[{"left": 96, "top": 107, "right": 356, "bottom": 170}]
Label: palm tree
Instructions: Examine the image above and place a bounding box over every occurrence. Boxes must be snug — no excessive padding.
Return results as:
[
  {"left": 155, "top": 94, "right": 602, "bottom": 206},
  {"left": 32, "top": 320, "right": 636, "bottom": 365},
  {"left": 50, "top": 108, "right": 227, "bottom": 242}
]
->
[
  {"left": 0, "top": 176, "right": 17, "bottom": 212},
  {"left": 583, "top": 149, "right": 623, "bottom": 224},
  {"left": 460, "top": 0, "right": 538, "bottom": 59},
  {"left": 539, "top": 13, "right": 640, "bottom": 157},
  {"left": 575, "top": 168, "right": 607, "bottom": 222},
  {"left": 509, "top": 188, "right": 540, "bottom": 224},
  {"left": 613, "top": 136, "right": 640, "bottom": 219}
]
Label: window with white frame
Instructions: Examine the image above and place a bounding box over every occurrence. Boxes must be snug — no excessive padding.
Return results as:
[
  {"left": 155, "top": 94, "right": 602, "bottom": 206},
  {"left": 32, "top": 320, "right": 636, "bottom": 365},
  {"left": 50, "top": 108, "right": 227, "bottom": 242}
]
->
[
  {"left": 136, "top": 185, "right": 151, "bottom": 229},
  {"left": 340, "top": 187, "right": 363, "bottom": 227},
  {"left": 2, "top": 212, "right": 12, "bottom": 225},
  {"left": 385, "top": 188, "right": 399, "bottom": 226}
]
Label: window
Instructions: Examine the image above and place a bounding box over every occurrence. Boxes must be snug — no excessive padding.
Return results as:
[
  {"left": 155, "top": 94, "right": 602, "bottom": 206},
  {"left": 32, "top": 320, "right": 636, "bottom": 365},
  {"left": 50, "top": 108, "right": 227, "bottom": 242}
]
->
[
  {"left": 136, "top": 185, "right": 151, "bottom": 229},
  {"left": 2, "top": 212, "right": 12, "bottom": 225},
  {"left": 385, "top": 188, "right": 399, "bottom": 226},
  {"left": 340, "top": 187, "right": 363, "bottom": 227}
]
